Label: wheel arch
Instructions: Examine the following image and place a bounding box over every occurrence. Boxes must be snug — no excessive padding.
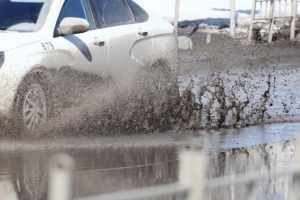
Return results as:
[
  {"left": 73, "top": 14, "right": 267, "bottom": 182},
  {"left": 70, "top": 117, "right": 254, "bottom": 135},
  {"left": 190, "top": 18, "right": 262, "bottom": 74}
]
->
[{"left": 13, "top": 66, "right": 55, "bottom": 115}]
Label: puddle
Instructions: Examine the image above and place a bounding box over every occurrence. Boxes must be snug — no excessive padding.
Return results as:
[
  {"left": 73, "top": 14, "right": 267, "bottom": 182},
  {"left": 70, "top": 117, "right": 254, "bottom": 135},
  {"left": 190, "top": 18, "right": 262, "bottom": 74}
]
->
[{"left": 1, "top": 123, "right": 300, "bottom": 199}]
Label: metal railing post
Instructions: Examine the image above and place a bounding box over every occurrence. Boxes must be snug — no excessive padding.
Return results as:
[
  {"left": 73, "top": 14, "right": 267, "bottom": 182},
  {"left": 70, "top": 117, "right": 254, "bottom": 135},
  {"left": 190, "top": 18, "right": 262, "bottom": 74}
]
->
[
  {"left": 285, "top": 0, "right": 287, "bottom": 19},
  {"left": 266, "top": 1, "right": 269, "bottom": 18},
  {"left": 48, "top": 154, "right": 75, "bottom": 200},
  {"left": 180, "top": 150, "right": 206, "bottom": 200},
  {"left": 248, "top": 0, "right": 257, "bottom": 43},
  {"left": 174, "top": 0, "right": 180, "bottom": 36},
  {"left": 259, "top": 1, "right": 263, "bottom": 18},
  {"left": 268, "top": 0, "right": 276, "bottom": 43},
  {"left": 230, "top": 0, "right": 236, "bottom": 37},
  {"left": 279, "top": 0, "right": 282, "bottom": 17},
  {"left": 290, "top": 0, "right": 298, "bottom": 40}
]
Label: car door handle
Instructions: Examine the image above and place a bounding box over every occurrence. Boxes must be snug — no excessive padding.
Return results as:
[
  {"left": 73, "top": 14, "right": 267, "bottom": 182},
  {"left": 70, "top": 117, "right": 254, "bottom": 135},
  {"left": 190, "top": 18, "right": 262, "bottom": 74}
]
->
[
  {"left": 138, "top": 28, "right": 148, "bottom": 36},
  {"left": 94, "top": 37, "right": 105, "bottom": 46}
]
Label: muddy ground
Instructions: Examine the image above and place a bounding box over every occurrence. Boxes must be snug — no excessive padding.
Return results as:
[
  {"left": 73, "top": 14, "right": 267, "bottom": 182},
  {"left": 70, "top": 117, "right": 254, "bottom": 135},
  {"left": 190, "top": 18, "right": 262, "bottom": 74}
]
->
[{"left": 178, "top": 27, "right": 300, "bottom": 129}]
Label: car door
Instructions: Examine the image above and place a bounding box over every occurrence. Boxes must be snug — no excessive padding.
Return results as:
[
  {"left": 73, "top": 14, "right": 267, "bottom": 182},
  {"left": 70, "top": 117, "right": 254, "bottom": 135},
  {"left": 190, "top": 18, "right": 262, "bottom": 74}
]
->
[
  {"left": 52, "top": 0, "right": 109, "bottom": 78},
  {"left": 93, "top": 0, "right": 153, "bottom": 83}
]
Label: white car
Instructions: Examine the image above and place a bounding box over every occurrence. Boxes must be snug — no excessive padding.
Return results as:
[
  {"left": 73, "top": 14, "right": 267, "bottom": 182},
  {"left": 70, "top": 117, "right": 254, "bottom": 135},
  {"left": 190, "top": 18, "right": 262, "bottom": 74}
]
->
[{"left": 0, "top": 0, "right": 178, "bottom": 130}]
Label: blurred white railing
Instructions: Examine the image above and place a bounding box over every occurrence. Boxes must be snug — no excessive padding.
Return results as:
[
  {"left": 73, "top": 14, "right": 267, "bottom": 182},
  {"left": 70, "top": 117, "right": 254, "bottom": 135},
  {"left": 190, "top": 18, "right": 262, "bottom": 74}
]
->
[
  {"left": 248, "top": 0, "right": 299, "bottom": 43},
  {"left": 48, "top": 149, "right": 300, "bottom": 200}
]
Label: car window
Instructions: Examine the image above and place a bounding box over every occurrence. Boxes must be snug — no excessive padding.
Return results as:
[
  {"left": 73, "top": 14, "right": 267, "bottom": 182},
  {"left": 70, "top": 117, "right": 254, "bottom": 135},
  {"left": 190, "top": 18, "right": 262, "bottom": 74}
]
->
[
  {"left": 94, "top": 0, "right": 134, "bottom": 27},
  {"left": 0, "top": 0, "right": 46, "bottom": 32},
  {"left": 57, "top": 0, "right": 94, "bottom": 29},
  {"left": 126, "top": 0, "right": 148, "bottom": 23}
]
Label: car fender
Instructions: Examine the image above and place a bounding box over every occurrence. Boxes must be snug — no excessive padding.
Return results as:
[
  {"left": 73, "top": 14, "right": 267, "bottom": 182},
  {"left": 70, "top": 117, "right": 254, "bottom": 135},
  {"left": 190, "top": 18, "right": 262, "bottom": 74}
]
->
[{"left": 0, "top": 41, "right": 75, "bottom": 116}]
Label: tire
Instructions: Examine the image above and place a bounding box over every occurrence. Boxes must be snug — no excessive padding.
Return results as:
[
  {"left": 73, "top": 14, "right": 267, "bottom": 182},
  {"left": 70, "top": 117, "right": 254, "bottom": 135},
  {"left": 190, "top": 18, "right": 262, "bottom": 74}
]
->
[{"left": 15, "top": 71, "right": 53, "bottom": 131}]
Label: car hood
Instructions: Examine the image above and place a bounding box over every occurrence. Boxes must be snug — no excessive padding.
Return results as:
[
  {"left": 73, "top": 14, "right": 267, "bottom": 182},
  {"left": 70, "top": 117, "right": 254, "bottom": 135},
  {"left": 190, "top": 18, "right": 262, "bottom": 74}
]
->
[{"left": 0, "top": 32, "right": 41, "bottom": 52}]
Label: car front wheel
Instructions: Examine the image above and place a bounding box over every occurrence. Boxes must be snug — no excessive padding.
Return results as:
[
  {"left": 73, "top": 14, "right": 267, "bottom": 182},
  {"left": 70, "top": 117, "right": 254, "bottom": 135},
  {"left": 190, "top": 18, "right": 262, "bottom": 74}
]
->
[
  {"left": 22, "top": 83, "right": 47, "bottom": 130},
  {"left": 15, "top": 71, "right": 53, "bottom": 132}
]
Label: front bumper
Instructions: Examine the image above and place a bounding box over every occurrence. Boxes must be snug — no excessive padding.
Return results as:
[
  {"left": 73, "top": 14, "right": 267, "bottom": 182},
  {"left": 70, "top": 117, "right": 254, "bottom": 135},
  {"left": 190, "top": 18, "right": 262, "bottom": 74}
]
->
[{"left": 0, "top": 62, "right": 20, "bottom": 117}]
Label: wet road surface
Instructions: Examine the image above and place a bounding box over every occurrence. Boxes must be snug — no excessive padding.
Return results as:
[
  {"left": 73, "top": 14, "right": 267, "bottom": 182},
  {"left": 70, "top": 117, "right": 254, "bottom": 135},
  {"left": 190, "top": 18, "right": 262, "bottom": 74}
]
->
[{"left": 1, "top": 122, "right": 300, "bottom": 200}]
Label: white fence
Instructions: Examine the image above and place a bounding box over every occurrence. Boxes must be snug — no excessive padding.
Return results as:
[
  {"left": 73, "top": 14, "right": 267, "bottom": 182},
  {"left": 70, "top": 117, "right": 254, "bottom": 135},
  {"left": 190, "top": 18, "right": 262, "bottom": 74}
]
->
[
  {"left": 248, "top": 0, "right": 299, "bottom": 43},
  {"left": 48, "top": 149, "right": 300, "bottom": 200}
]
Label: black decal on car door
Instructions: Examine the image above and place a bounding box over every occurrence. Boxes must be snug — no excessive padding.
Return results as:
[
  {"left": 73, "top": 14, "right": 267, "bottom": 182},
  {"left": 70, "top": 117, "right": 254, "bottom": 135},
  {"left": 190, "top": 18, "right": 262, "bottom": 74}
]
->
[{"left": 63, "top": 35, "right": 93, "bottom": 62}]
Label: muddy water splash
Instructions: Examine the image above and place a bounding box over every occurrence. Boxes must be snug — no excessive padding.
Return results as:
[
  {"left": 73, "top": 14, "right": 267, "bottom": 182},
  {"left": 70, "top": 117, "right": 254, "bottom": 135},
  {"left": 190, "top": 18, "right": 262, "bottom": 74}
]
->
[
  {"left": 0, "top": 68, "right": 282, "bottom": 136},
  {"left": 176, "top": 72, "right": 275, "bottom": 130},
  {"left": 2, "top": 32, "right": 300, "bottom": 136},
  {"left": 25, "top": 63, "right": 181, "bottom": 136},
  {"left": 28, "top": 71, "right": 279, "bottom": 137}
]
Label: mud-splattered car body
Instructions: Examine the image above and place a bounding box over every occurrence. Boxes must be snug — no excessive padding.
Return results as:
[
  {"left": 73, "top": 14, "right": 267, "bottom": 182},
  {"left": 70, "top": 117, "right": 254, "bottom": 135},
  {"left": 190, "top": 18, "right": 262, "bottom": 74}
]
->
[{"left": 0, "top": 0, "right": 178, "bottom": 129}]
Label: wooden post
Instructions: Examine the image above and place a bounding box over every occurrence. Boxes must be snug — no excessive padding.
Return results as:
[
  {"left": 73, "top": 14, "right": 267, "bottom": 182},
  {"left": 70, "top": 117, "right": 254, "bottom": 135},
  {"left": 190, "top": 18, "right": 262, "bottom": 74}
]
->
[
  {"left": 290, "top": 0, "right": 298, "bottom": 40},
  {"left": 180, "top": 150, "right": 206, "bottom": 200},
  {"left": 207, "top": 34, "right": 211, "bottom": 44},
  {"left": 230, "top": 0, "right": 236, "bottom": 37},
  {"left": 48, "top": 154, "right": 74, "bottom": 200},
  {"left": 174, "top": 0, "right": 180, "bottom": 36},
  {"left": 268, "top": 0, "right": 275, "bottom": 43},
  {"left": 248, "top": 0, "right": 257, "bottom": 43}
]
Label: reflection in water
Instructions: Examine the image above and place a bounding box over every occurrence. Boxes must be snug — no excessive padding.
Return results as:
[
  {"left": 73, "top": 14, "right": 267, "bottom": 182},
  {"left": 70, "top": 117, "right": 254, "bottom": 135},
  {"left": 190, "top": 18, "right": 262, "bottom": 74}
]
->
[
  {"left": 0, "top": 146, "right": 179, "bottom": 200},
  {"left": 0, "top": 180, "right": 18, "bottom": 200},
  {"left": 207, "top": 140, "right": 296, "bottom": 199},
  {"left": 70, "top": 147, "right": 178, "bottom": 198},
  {"left": 0, "top": 137, "right": 298, "bottom": 199}
]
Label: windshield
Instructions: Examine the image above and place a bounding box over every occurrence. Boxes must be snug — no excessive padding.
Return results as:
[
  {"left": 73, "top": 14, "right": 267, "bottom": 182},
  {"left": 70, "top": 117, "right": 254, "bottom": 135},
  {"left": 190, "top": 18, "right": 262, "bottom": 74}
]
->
[{"left": 0, "top": 0, "right": 48, "bottom": 32}]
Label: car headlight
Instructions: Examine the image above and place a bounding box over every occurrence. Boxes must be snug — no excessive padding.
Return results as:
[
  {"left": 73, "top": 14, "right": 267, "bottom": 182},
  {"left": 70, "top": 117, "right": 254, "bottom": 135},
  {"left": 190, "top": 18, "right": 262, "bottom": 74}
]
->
[{"left": 0, "top": 52, "right": 4, "bottom": 68}]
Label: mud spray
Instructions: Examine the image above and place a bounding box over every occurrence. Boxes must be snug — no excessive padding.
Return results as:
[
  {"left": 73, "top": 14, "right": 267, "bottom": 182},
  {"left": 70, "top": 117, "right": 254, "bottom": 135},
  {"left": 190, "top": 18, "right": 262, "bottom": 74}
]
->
[
  {"left": 2, "top": 33, "right": 300, "bottom": 138},
  {"left": 0, "top": 69, "right": 277, "bottom": 138}
]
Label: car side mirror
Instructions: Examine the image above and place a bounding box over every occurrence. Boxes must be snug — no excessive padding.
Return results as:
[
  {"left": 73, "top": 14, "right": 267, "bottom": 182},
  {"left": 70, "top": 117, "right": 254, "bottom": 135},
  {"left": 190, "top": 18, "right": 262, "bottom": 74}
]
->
[{"left": 59, "top": 17, "right": 89, "bottom": 35}]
